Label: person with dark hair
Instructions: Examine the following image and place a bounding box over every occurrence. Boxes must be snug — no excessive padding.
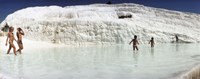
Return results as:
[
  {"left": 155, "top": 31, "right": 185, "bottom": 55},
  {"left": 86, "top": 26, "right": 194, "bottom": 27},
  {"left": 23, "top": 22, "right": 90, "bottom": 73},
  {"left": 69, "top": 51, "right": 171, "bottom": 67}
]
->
[
  {"left": 175, "top": 35, "right": 179, "bottom": 43},
  {"left": 5, "top": 27, "right": 17, "bottom": 55},
  {"left": 129, "top": 35, "right": 139, "bottom": 51},
  {"left": 16, "top": 28, "right": 24, "bottom": 54},
  {"left": 149, "top": 37, "right": 155, "bottom": 47},
  {"left": 1, "top": 22, "right": 9, "bottom": 32}
]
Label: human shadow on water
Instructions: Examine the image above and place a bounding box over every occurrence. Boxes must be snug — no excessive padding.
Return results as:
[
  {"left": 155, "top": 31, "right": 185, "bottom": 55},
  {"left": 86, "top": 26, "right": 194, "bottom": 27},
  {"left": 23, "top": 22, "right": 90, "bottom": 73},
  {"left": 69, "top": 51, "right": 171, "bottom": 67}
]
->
[{"left": 132, "top": 51, "right": 139, "bottom": 67}]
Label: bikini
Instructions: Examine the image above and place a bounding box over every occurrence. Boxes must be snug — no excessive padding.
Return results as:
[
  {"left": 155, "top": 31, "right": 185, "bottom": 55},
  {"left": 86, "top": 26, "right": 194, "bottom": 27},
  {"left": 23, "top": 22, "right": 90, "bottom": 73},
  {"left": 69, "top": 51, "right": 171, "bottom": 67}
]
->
[{"left": 17, "top": 32, "right": 23, "bottom": 44}]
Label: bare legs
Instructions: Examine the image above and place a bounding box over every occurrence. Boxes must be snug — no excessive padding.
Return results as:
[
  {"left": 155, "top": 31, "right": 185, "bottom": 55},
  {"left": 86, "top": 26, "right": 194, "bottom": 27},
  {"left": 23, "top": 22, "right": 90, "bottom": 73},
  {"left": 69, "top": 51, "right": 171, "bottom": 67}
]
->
[
  {"left": 17, "top": 44, "right": 23, "bottom": 54},
  {"left": 6, "top": 45, "right": 11, "bottom": 54},
  {"left": 7, "top": 43, "right": 17, "bottom": 55},
  {"left": 133, "top": 46, "right": 139, "bottom": 51}
]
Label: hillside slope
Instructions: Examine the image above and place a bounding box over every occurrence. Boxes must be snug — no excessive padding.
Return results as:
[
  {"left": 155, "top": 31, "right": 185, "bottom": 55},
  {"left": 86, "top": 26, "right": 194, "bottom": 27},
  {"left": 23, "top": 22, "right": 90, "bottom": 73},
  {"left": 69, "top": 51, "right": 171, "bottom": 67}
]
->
[{"left": 1, "top": 3, "right": 200, "bottom": 44}]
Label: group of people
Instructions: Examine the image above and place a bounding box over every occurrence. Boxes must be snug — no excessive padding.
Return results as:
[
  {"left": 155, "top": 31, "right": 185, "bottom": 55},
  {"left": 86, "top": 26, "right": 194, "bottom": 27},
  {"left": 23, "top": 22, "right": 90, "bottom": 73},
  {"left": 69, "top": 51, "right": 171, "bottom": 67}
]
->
[
  {"left": 129, "top": 35, "right": 155, "bottom": 51},
  {"left": 5, "top": 26, "right": 24, "bottom": 55},
  {"left": 4, "top": 26, "right": 177, "bottom": 54},
  {"left": 129, "top": 35, "right": 179, "bottom": 51}
]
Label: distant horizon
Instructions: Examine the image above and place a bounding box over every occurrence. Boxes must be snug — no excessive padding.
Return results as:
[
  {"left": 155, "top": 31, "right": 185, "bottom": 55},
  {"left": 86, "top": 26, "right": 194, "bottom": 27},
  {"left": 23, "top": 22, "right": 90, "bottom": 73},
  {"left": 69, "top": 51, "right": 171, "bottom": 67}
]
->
[{"left": 1, "top": 0, "right": 200, "bottom": 22}]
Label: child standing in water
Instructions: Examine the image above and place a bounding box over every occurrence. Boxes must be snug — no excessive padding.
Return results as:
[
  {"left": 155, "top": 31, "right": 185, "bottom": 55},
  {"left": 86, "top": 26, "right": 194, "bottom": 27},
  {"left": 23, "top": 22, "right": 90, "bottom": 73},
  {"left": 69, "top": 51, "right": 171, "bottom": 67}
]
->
[
  {"left": 149, "top": 37, "right": 155, "bottom": 47},
  {"left": 6, "top": 27, "right": 17, "bottom": 55},
  {"left": 129, "top": 35, "right": 139, "bottom": 51},
  {"left": 16, "top": 28, "right": 24, "bottom": 54}
]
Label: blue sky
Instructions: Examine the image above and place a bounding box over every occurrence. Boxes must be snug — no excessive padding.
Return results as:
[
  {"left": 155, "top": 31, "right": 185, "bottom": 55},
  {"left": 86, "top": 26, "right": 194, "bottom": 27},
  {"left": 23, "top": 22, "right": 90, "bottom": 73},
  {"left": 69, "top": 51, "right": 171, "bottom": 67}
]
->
[{"left": 1, "top": 0, "right": 200, "bottom": 22}]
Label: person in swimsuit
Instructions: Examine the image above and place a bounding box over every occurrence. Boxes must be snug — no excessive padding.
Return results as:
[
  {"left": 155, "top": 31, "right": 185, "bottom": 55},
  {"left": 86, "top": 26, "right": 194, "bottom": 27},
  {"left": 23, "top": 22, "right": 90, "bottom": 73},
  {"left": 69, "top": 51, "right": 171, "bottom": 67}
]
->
[
  {"left": 149, "top": 37, "right": 155, "bottom": 47},
  {"left": 129, "top": 35, "right": 139, "bottom": 51},
  {"left": 6, "top": 27, "right": 17, "bottom": 55},
  {"left": 16, "top": 28, "right": 24, "bottom": 54}
]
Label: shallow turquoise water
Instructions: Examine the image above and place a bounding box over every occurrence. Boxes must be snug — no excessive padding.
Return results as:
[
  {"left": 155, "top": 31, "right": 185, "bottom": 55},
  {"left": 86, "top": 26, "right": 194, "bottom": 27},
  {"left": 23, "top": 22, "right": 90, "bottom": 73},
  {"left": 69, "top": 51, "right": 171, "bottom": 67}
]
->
[{"left": 0, "top": 43, "right": 200, "bottom": 79}]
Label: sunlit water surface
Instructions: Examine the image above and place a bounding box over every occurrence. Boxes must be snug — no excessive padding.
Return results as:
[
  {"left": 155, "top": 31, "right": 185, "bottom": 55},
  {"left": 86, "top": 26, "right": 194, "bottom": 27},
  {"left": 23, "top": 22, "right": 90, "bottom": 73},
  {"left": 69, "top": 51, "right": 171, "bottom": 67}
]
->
[{"left": 1, "top": 44, "right": 200, "bottom": 79}]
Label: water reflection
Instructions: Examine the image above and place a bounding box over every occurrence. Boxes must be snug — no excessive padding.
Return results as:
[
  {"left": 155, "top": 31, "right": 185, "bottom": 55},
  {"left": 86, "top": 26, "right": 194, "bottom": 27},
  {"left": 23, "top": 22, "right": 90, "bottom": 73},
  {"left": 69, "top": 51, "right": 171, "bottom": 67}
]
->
[
  {"left": 132, "top": 51, "right": 139, "bottom": 67},
  {"left": 17, "top": 55, "right": 24, "bottom": 79},
  {"left": 0, "top": 44, "right": 200, "bottom": 79},
  {"left": 176, "top": 43, "right": 179, "bottom": 52},
  {"left": 151, "top": 48, "right": 154, "bottom": 58}
]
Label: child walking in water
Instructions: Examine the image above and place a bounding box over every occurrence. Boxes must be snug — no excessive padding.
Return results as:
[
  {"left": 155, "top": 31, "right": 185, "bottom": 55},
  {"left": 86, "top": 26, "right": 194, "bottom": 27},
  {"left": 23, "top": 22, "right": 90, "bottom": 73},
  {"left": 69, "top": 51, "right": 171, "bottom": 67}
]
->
[
  {"left": 149, "top": 37, "right": 155, "bottom": 47},
  {"left": 16, "top": 28, "right": 24, "bottom": 54},
  {"left": 129, "top": 35, "right": 139, "bottom": 51},
  {"left": 6, "top": 27, "right": 17, "bottom": 55}
]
